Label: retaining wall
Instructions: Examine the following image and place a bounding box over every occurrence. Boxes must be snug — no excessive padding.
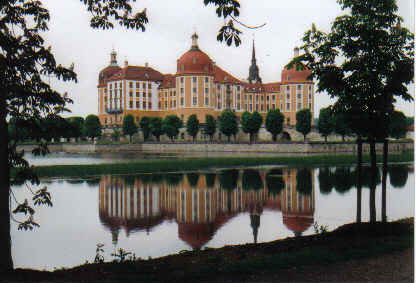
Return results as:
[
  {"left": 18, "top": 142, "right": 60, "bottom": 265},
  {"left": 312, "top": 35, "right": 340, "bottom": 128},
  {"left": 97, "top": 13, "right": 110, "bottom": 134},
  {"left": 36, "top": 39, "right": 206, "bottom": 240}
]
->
[{"left": 18, "top": 142, "right": 413, "bottom": 154}]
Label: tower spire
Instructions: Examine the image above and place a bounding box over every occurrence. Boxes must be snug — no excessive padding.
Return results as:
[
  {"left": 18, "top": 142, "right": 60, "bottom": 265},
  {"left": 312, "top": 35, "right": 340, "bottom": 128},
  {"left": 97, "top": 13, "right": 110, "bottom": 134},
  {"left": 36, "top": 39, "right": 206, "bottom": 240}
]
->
[{"left": 247, "top": 38, "right": 262, "bottom": 84}]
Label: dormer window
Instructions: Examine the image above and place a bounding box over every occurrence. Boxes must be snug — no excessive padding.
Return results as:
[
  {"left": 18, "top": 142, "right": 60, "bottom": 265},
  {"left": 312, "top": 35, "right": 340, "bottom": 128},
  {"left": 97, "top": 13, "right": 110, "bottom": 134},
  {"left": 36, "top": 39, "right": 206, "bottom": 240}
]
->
[
  {"left": 193, "top": 57, "right": 196, "bottom": 64},
  {"left": 287, "top": 75, "right": 291, "bottom": 81}
]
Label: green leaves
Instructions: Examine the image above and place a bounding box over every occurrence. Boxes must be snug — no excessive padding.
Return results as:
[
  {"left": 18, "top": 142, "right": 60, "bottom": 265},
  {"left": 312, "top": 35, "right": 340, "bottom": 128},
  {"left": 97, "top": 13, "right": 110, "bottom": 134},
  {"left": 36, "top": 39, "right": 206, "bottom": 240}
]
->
[
  {"left": 186, "top": 114, "right": 200, "bottom": 141},
  {"left": 217, "top": 20, "right": 242, "bottom": 46},
  {"left": 296, "top": 109, "right": 312, "bottom": 141},
  {"left": 33, "top": 186, "right": 53, "bottom": 207},
  {"left": 203, "top": 0, "right": 241, "bottom": 18},
  {"left": 13, "top": 199, "right": 35, "bottom": 216},
  {"left": 265, "top": 109, "right": 284, "bottom": 142}
]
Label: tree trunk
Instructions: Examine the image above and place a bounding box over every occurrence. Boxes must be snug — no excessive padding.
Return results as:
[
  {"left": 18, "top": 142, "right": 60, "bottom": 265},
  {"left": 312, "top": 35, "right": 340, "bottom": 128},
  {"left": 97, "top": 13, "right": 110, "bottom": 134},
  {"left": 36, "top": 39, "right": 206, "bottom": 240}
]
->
[
  {"left": 273, "top": 134, "right": 276, "bottom": 142},
  {"left": 129, "top": 135, "right": 132, "bottom": 143},
  {"left": 369, "top": 137, "right": 377, "bottom": 223},
  {"left": 303, "top": 134, "right": 306, "bottom": 142},
  {"left": 356, "top": 136, "right": 362, "bottom": 223},
  {"left": 325, "top": 136, "right": 327, "bottom": 143},
  {"left": 0, "top": 97, "right": 13, "bottom": 272},
  {"left": 227, "top": 135, "right": 230, "bottom": 143},
  {"left": 382, "top": 138, "right": 388, "bottom": 223}
]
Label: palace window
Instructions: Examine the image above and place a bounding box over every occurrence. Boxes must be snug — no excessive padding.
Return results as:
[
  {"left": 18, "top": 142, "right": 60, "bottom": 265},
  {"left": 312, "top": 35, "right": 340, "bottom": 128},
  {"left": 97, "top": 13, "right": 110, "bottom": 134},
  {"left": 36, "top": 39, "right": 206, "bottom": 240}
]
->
[
  {"left": 255, "top": 105, "right": 258, "bottom": 111},
  {"left": 129, "top": 91, "right": 132, "bottom": 97},
  {"left": 272, "top": 95, "right": 276, "bottom": 102},
  {"left": 205, "top": 88, "right": 209, "bottom": 94},
  {"left": 218, "top": 103, "right": 221, "bottom": 109},
  {"left": 143, "top": 82, "right": 146, "bottom": 89},
  {"left": 109, "top": 84, "right": 112, "bottom": 89},
  {"left": 266, "top": 96, "right": 269, "bottom": 101},
  {"left": 309, "top": 93, "right": 312, "bottom": 100},
  {"left": 119, "top": 82, "right": 122, "bottom": 88},
  {"left": 165, "top": 101, "right": 168, "bottom": 108},
  {"left": 261, "top": 96, "right": 264, "bottom": 101},
  {"left": 205, "top": 97, "right": 209, "bottom": 105},
  {"left": 309, "top": 102, "right": 312, "bottom": 109},
  {"left": 286, "top": 86, "right": 290, "bottom": 91},
  {"left": 136, "top": 92, "right": 139, "bottom": 98},
  {"left": 136, "top": 102, "right": 139, "bottom": 108},
  {"left": 148, "top": 84, "right": 151, "bottom": 89},
  {"left": 193, "top": 77, "right": 197, "bottom": 83},
  {"left": 193, "top": 87, "right": 197, "bottom": 93},
  {"left": 129, "top": 82, "right": 133, "bottom": 88},
  {"left": 149, "top": 102, "right": 152, "bottom": 108},
  {"left": 136, "top": 82, "right": 140, "bottom": 88},
  {"left": 249, "top": 104, "right": 252, "bottom": 111},
  {"left": 286, "top": 93, "right": 290, "bottom": 100},
  {"left": 286, "top": 103, "right": 290, "bottom": 111},
  {"left": 287, "top": 117, "right": 290, "bottom": 124},
  {"left": 237, "top": 103, "right": 240, "bottom": 110},
  {"left": 272, "top": 104, "right": 276, "bottom": 110},
  {"left": 180, "top": 77, "right": 184, "bottom": 83},
  {"left": 237, "top": 85, "right": 240, "bottom": 91},
  {"left": 245, "top": 104, "right": 248, "bottom": 111},
  {"left": 174, "top": 101, "right": 176, "bottom": 107},
  {"left": 143, "top": 102, "right": 146, "bottom": 109},
  {"left": 261, "top": 105, "right": 264, "bottom": 111},
  {"left": 148, "top": 93, "right": 151, "bottom": 98},
  {"left": 297, "top": 93, "right": 302, "bottom": 99},
  {"left": 180, "top": 97, "right": 184, "bottom": 106},
  {"left": 129, "top": 102, "right": 133, "bottom": 108},
  {"left": 297, "top": 103, "right": 302, "bottom": 110},
  {"left": 193, "top": 96, "right": 197, "bottom": 105},
  {"left": 180, "top": 88, "right": 184, "bottom": 94},
  {"left": 266, "top": 105, "right": 269, "bottom": 111},
  {"left": 297, "top": 85, "right": 301, "bottom": 91},
  {"left": 205, "top": 77, "right": 209, "bottom": 83}
]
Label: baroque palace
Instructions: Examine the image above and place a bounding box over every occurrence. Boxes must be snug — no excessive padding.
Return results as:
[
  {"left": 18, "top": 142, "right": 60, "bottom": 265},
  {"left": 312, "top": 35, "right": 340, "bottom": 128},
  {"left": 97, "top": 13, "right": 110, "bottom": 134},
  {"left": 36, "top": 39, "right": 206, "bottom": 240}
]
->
[{"left": 97, "top": 33, "right": 314, "bottom": 128}]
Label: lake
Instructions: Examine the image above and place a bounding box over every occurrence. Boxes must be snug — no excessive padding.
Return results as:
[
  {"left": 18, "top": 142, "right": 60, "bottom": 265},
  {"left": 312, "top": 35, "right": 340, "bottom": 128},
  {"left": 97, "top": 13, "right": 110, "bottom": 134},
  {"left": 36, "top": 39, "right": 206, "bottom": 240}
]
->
[{"left": 11, "top": 164, "right": 414, "bottom": 270}]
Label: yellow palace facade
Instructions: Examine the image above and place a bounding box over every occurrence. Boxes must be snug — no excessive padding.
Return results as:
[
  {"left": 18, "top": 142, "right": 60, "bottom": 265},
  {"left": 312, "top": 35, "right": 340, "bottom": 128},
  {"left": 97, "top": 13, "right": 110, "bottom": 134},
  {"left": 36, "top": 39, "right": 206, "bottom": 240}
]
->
[{"left": 97, "top": 33, "right": 314, "bottom": 127}]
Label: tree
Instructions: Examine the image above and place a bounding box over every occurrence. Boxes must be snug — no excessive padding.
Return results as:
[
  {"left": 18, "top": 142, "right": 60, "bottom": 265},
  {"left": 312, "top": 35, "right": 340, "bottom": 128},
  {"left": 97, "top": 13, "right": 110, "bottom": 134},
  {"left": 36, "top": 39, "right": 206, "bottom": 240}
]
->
[
  {"left": 296, "top": 109, "right": 312, "bottom": 142},
  {"left": 265, "top": 109, "right": 284, "bottom": 142},
  {"left": 388, "top": 110, "right": 408, "bottom": 139},
  {"left": 241, "top": 111, "right": 263, "bottom": 143},
  {"left": 332, "top": 112, "right": 351, "bottom": 142},
  {"left": 84, "top": 115, "right": 102, "bottom": 141},
  {"left": 67, "top": 117, "right": 84, "bottom": 142},
  {"left": 150, "top": 117, "right": 163, "bottom": 141},
  {"left": 219, "top": 169, "right": 239, "bottom": 191},
  {"left": 139, "top": 116, "right": 151, "bottom": 141},
  {"left": 288, "top": 0, "right": 414, "bottom": 181},
  {"left": 186, "top": 114, "right": 200, "bottom": 142},
  {"left": 162, "top": 115, "right": 182, "bottom": 141},
  {"left": 317, "top": 107, "right": 333, "bottom": 142},
  {"left": 122, "top": 114, "right": 138, "bottom": 143},
  {"left": 266, "top": 169, "right": 285, "bottom": 195},
  {"left": 204, "top": 114, "right": 217, "bottom": 142},
  {"left": 242, "top": 170, "right": 263, "bottom": 191},
  {"left": 218, "top": 109, "right": 238, "bottom": 142},
  {"left": 0, "top": 0, "right": 251, "bottom": 272}
]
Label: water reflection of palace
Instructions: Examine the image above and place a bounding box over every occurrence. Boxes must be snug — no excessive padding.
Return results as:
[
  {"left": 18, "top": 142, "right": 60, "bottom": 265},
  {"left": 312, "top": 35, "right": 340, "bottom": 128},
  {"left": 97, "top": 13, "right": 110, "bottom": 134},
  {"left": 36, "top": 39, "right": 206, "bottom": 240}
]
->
[{"left": 98, "top": 168, "right": 315, "bottom": 249}]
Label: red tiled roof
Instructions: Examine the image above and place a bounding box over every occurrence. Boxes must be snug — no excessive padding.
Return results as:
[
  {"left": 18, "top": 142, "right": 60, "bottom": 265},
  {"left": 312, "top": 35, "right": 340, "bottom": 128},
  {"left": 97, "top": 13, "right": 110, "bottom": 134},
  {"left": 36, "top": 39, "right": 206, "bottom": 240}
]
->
[
  {"left": 263, "top": 82, "right": 281, "bottom": 93},
  {"left": 177, "top": 48, "right": 214, "bottom": 75},
  {"left": 281, "top": 63, "right": 312, "bottom": 83},
  {"left": 160, "top": 74, "right": 176, "bottom": 89},
  {"left": 108, "top": 66, "right": 164, "bottom": 82},
  {"left": 213, "top": 66, "right": 242, "bottom": 84}
]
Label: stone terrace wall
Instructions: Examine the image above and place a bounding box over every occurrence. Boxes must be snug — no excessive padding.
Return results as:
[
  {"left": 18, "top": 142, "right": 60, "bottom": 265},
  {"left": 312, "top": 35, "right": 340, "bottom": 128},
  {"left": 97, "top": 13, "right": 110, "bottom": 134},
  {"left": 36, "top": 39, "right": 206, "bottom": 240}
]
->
[{"left": 18, "top": 142, "right": 413, "bottom": 154}]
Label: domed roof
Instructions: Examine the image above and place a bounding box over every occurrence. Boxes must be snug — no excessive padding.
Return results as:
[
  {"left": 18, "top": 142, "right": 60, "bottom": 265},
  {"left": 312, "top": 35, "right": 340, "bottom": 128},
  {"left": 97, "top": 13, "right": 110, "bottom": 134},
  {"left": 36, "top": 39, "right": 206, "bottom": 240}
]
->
[
  {"left": 98, "top": 65, "right": 121, "bottom": 86},
  {"left": 283, "top": 215, "right": 314, "bottom": 235},
  {"left": 176, "top": 33, "right": 214, "bottom": 75},
  {"left": 281, "top": 64, "right": 312, "bottom": 83}
]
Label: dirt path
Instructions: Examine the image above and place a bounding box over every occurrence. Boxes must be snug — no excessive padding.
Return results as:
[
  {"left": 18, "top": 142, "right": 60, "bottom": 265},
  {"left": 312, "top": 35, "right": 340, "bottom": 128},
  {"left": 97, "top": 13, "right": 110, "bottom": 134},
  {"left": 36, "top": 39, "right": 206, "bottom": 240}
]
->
[{"left": 218, "top": 248, "right": 414, "bottom": 283}]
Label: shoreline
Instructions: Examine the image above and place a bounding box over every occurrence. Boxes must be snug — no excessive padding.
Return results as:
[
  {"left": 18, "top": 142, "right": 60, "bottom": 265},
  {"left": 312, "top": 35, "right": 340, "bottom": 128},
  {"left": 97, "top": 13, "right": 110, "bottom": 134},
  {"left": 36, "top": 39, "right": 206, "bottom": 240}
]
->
[
  {"left": 23, "top": 150, "right": 413, "bottom": 178},
  {"left": 17, "top": 141, "right": 414, "bottom": 155},
  {"left": 5, "top": 218, "right": 413, "bottom": 282}
]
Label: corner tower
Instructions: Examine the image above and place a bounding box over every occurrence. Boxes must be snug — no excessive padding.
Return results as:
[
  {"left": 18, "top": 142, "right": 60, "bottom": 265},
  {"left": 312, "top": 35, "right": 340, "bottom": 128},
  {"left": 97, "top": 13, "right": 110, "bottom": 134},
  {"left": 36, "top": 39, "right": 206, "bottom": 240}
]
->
[{"left": 247, "top": 40, "right": 262, "bottom": 84}]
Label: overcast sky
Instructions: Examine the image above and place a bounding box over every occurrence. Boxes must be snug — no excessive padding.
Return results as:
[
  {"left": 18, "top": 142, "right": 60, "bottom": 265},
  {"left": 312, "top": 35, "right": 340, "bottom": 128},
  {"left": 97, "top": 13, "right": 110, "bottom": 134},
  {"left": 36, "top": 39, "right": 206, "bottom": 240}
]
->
[{"left": 40, "top": 0, "right": 414, "bottom": 118}]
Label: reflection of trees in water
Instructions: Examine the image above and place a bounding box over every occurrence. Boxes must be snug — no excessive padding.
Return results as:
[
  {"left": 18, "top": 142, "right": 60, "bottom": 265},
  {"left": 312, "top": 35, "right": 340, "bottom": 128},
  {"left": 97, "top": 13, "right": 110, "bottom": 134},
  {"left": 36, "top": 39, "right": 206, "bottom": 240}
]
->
[
  {"left": 318, "top": 168, "right": 333, "bottom": 195},
  {"left": 204, "top": 173, "right": 216, "bottom": 189},
  {"left": 359, "top": 166, "right": 381, "bottom": 189},
  {"left": 165, "top": 173, "right": 184, "bottom": 186},
  {"left": 296, "top": 168, "right": 312, "bottom": 195},
  {"left": 86, "top": 177, "right": 101, "bottom": 187},
  {"left": 186, "top": 173, "right": 200, "bottom": 187},
  {"left": 388, "top": 165, "right": 408, "bottom": 188},
  {"left": 242, "top": 170, "right": 263, "bottom": 191},
  {"left": 266, "top": 169, "right": 285, "bottom": 195},
  {"left": 219, "top": 169, "right": 239, "bottom": 191},
  {"left": 334, "top": 167, "right": 354, "bottom": 194}
]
